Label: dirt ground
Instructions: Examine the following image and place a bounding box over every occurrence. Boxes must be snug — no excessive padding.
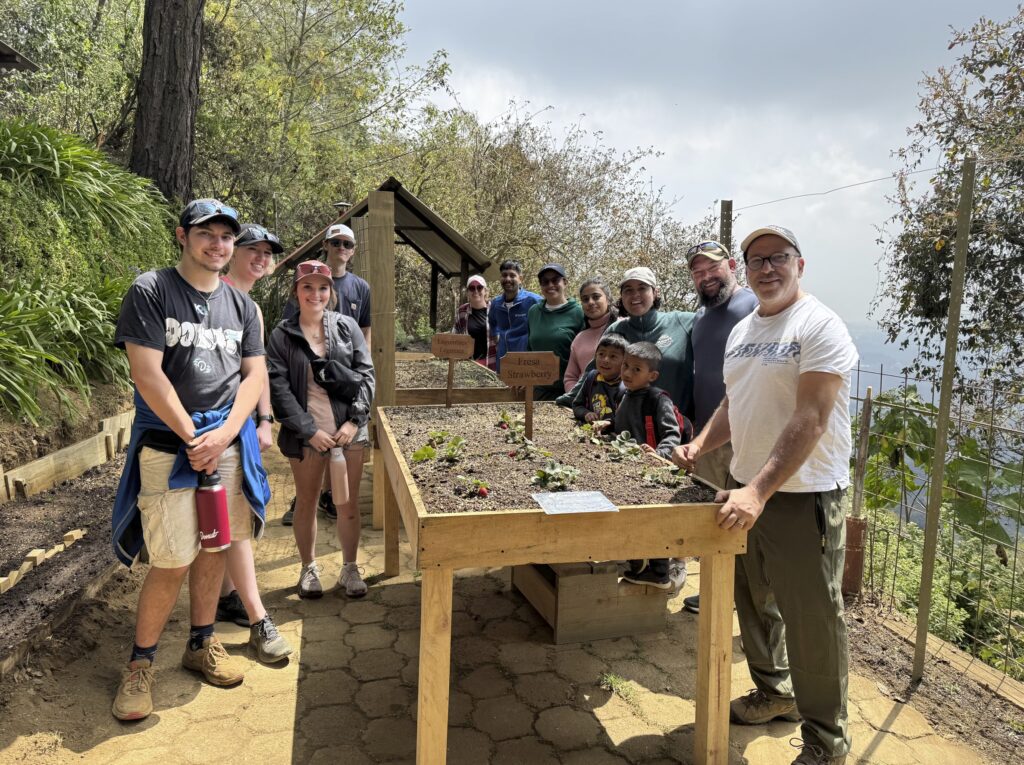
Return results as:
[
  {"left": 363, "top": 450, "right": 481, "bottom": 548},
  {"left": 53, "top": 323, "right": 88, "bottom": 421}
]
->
[
  {"left": 395, "top": 359, "right": 505, "bottom": 389},
  {"left": 389, "top": 403, "right": 714, "bottom": 513}
]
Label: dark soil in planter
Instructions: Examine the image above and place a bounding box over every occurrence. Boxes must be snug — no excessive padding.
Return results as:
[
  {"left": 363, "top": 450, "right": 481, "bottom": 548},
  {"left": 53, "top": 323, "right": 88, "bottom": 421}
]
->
[
  {"left": 386, "top": 402, "right": 716, "bottom": 514},
  {"left": 0, "top": 458, "right": 121, "bottom": 660},
  {"left": 395, "top": 359, "right": 505, "bottom": 389}
]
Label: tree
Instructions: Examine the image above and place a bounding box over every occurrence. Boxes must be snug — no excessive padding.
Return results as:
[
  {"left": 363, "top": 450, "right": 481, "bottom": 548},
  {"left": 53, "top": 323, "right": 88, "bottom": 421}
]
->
[
  {"left": 129, "top": 0, "right": 206, "bottom": 201},
  {"left": 877, "top": 8, "right": 1024, "bottom": 386}
]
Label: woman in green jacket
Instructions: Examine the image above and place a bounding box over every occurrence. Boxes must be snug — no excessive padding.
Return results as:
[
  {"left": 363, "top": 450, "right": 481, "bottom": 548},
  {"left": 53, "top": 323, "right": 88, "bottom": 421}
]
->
[{"left": 527, "top": 262, "right": 585, "bottom": 400}]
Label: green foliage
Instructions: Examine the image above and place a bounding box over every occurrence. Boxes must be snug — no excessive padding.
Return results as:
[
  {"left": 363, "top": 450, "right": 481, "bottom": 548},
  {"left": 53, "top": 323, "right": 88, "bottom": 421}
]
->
[
  {"left": 440, "top": 436, "right": 467, "bottom": 463},
  {"left": 455, "top": 475, "right": 489, "bottom": 498},
  {"left": 412, "top": 433, "right": 466, "bottom": 464},
  {"left": 574, "top": 424, "right": 604, "bottom": 445},
  {"left": 642, "top": 466, "right": 686, "bottom": 488},
  {"left": 531, "top": 459, "right": 580, "bottom": 492},
  {"left": 411, "top": 445, "right": 436, "bottom": 463},
  {"left": 508, "top": 438, "right": 550, "bottom": 462},
  {"left": 426, "top": 430, "right": 452, "bottom": 447},
  {"left": 607, "top": 431, "right": 644, "bottom": 462}
]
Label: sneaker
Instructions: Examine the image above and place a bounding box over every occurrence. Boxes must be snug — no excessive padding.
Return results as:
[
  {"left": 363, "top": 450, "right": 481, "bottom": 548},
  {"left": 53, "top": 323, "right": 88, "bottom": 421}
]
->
[
  {"left": 216, "top": 590, "right": 250, "bottom": 627},
  {"left": 319, "top": 490, "right": 336, "bottom": 520},
  {"left": 668, "top": 559, "right": 687, "bottom": 593},
  {"left": 281, "top": 497, "right": 295, "bottom": 526},
  {"left": 683, "top": 594, "right": 700, "bottom": 614},
  {"left": 339, "top": 562, "right": 368, "bottom": 598},
  {"left": 791, "top": 738, "right": 846, "bottom": 764},
  {"left": 181, "top": 636, "right": 244, "bottom": 687},
  {"left": 249, "top": 615, "right": 293, "bottom": 664},
  {"left": 298, "top": 561, "right": 323, "bottom": 599},
  {"left": 730, "top": 689, "right": 801, "bottom": 725},
  {"left": 622, "top": 565, "right": 672, "bottom": 590},
  {"left": 111, "top": 659, "right": 154, "bottom": 721}
]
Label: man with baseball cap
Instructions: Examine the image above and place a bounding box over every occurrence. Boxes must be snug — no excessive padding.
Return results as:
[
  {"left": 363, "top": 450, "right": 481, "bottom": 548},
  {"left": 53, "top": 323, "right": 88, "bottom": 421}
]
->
[
  {"left": 110, "top": 198, "right": 271, "bottom": 720},
  {"left": 488, "top": 259, "right": 541, "bottom": 371},
  {"left": 673, "top": 225, "right": 857, "bottom": 764}
]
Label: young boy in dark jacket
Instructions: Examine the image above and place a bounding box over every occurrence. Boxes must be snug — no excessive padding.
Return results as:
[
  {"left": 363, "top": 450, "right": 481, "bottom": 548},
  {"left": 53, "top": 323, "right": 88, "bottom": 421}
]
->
[
  {"left": 569, "top": 333, "right": 628, "bottom": 423},
  {"left": 598, "top": 341, "right": 682, "bottom": 589}
]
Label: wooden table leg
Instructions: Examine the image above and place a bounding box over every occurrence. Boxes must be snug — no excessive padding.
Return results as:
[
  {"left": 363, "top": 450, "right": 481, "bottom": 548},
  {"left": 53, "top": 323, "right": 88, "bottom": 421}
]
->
[
  {"left": 417, "top": 567, "right": 454, "bottom": 764},
  {"left": 383, "top": 465, "right": 400, "bottom": 576},
  {"left": 371, "top": 447, "right": 385, "bottom": 530},
  {"left": 695, "top": 553, "right": 735, "bottom": 765}
]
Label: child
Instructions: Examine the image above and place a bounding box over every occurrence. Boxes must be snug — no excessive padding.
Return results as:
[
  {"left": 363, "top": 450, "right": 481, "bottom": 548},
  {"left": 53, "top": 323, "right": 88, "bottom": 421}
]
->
[
  {"left": 599, "top": 341, "right": 683, "bottom": 589},
  {"left": 569, "top": 333, "right": 628, "bottom": 423}
]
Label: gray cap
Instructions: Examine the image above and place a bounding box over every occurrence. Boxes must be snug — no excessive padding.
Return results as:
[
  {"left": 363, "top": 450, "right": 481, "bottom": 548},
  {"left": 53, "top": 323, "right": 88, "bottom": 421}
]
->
[{"left": 740, "top": 225, "right": 801, "bottom": 254}]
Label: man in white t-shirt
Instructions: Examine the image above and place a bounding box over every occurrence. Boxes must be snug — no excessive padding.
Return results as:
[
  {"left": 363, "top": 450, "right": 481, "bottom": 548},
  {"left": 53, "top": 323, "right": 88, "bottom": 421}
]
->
[{"left": 673, "top": 225, "right": 857, "bottom": 765}]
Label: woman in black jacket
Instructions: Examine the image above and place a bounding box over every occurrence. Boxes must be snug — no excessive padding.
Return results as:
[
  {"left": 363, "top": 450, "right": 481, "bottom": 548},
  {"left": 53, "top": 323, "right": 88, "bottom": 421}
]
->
[{"left": 268, "top": 261, "right": 375, "bottom": 600}]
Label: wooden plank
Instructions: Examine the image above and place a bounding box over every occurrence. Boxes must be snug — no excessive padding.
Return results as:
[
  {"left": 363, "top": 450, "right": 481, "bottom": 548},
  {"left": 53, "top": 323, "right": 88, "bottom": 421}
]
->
[
  {"left": 396, "top": 351, "right": 434, "bottom": 361},
  {"left": 25, "top": 549, "right": 45, "bottom": 566},
  {"left": 556, "top": 581, "right": 666, "bottom": 644},
  {"left": 394, "top": 387, "right": 523, "bottom": 406},
  {"left": 99, "top": 409, "right": 135, "bottom": 437},
  {"left": 511, "top": 565, "right": 557, "bottom": 627},
  {"left": 0, "top": 464, "right": 7, "bottom": 502},
  {"left": 371, "top": 448, "right": 386, "bottom": 531},
  {"left": 417, "top": 567, "right": 453, "bottom": 765},
  {"left": 694, "top": 553, "right": 735, "bottom": 765},
  {"left": 416, "top": 504, "right": 743, "bottom": 570},
  {"left": 383, "top": 460, "right": 400, "bottom": 577},
  {"left": 4, "top": 434, "right": 106, "bottom": 498},
  {"left": 104, "top": 433, "right": 115, "bottom": 461},
  {"left": 377, "top": 409, "right": 424, "bottom": 565}
]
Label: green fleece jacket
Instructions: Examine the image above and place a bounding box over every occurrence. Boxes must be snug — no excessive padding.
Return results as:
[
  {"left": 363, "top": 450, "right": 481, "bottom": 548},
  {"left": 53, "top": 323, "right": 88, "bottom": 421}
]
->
[
  {"left": 527, "top": 299, "right": 585, "bottom": 400},
  {"left": 605, "top": 309, "right": 696, "bottom": 420}
]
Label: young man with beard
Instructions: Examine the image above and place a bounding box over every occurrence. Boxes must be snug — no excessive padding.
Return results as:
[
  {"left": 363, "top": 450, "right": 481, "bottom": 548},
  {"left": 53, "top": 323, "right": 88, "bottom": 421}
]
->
[
  {"left": 488, "top": 259, "right": 541, "bottom": 372},
  {"left": 674, "top": 240, "right": 757, "bottom": 614},
  {"left": 111, "top": 200, "right": 271, "bottom": 720},
  {"left": 674, "top": 225, "right": 857, "bottom": 765}
]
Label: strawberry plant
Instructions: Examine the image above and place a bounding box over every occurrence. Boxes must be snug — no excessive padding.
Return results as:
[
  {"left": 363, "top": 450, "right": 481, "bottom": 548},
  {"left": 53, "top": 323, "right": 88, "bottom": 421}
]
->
[
  {"left": 509, "top": 437, "right": 551, "bottom": 461},
  {"left": 574, "top": 424, "right": 605, "bottom": 445},
  {"left": 642, "top": 466, "right": 686, "bottom": 488},
  {"left": 427, "top": 430, "right": 452, "bottom": 447},
  {"left": 608, "top": 431, "right": 644, "bottom": 462},
  {"left": 455, "top": 475, "right": 490, "bottom": 498},
  {"left": 531, "top": 459, "right": 580, "bottom": 491},
  {"left": 440, "top": 435, "right": 467, "bottom": 463},
  {"left": 412, "top": 445, "right": 436, "bottom": 463}
]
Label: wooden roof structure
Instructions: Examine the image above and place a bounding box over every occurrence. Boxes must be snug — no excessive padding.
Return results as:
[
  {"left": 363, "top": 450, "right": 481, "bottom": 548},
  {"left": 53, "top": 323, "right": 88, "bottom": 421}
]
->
[{"left": 0, "top": 41, "right": 39, "bottom": 72}]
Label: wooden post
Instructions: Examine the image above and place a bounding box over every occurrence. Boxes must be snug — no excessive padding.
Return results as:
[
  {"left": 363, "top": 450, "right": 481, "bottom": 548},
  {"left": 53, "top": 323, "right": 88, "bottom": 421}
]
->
[
  {"left": 524, "top": 385, "right": 535, "bottom": 440},
  {"left": 431, "top": 334, "right": 474, "bottom": 410},
  {"left": 913, "top": 155, "right": 976, "bottom": 682},
  {"left": 843, "top": 386, "right": 873, "bottom": 596},
  {"left": 429, "top": 264, "right": 439, "bottom": 330},
  {"left": 417, "top": 567, "right": 454, "bottom": 765},
  {"left": 851, "top": 387, "right": 873, "bottom": 520},
  {"left": 498, "top": 352, "right": 560, "bottom": 441},
  {"left": 460, "top": 256, "right": 468, "bottom": 288},
  {"left": 383, "top": 469, "right": 400, "bottom": 577},
  {"left": 368, "top": 190, "right": 396, "bottom": 532},
  {"left": 694, "top": 552, "right": 735, "bottom": 765},
  {"left": 719, "top": 200, "right": 733, "bottom": 254}
]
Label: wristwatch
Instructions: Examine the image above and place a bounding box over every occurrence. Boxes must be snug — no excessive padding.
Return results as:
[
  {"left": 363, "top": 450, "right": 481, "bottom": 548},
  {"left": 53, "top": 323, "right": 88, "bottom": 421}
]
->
[{"left": 256, "top": 414, "right": 274, "bottom": 424}]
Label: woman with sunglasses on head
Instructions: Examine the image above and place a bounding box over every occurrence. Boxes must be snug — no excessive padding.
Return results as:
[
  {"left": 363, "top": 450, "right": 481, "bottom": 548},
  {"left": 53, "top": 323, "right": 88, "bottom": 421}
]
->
[
  {"left": 208, "top": 224, "right": 294, "bottom": 662},
  {"left": 268, "top": 261, "right": 375, "bottom": 600},
  {"left": 451, "top": 274, "right": 497, "bottom": 370},
  {"left": 563, "top": 277, "right": 617, "bottom": 391},
  {"left": 526, "top": 263, "right": 586, "bottom": 400}
]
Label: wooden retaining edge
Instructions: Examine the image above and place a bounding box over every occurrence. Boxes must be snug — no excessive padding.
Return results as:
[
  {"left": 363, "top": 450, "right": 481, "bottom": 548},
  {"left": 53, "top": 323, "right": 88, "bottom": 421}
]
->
[
  {"left": 0, "top": 559, "right": 121, "bottom": 679},
  {"left": 0, "top": 530, "right": 87, "bottom": 595},
  {"left": 2, "top": 409, "right": 134, "bottom": 502},
  {"left": 880, "top": 613, "right": 1024, "bottom": 711}
]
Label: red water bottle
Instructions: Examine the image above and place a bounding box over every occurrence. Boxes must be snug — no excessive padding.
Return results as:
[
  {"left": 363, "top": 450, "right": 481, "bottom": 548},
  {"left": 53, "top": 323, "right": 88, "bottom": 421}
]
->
[{"left": 196, "top": 470, "right": 231, "bottom": 552}]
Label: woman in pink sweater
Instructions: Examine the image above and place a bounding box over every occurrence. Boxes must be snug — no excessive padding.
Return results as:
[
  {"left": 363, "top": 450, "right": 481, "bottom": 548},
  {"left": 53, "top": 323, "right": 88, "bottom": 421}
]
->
[{"left": 563, "top": 277, "right": 616, "bottom": 391}]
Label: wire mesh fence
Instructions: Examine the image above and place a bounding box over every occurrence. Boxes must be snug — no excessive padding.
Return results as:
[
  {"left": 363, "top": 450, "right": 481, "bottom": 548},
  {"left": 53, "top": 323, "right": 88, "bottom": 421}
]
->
[{"left": 851, "top": 363, "right": 1024, "bottom": 680}]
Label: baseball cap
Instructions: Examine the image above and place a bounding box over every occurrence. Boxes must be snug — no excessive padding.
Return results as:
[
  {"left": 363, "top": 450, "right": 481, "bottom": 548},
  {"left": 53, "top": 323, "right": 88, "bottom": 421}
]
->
[
  {"left": 235, "top": 223, "right": 284, "bottom": 254},
  {"left": 537, "top": 263, "right": 566, "bottom": 279},
  {"left": 325, "top": 223, "right": 355, "bottom": 242},
  {"left": 620, "top": 267, "right": 657, "bottom": 289},
  {"left": 685, "top": 240, "right": 730, "bottom": 265},
  {"left": 740, "top": 225, "right": 801, "bottom": 255},
  {"left": 467, "top": 274, "right": 487, "bottom": 289},
  {"left": 179, "top": 198, "right": 241, "bottom": 234},
  {"left": 293, "top": 260, "right": 333, "bottom": 286}
]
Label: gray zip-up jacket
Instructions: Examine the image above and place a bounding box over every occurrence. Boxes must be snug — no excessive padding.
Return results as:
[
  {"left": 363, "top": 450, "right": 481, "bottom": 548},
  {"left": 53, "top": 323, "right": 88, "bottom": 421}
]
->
[
  {"left": 267, "top": 311, "right": 375, "bottom": 459},
  {"left": 611, "top": 386, "right": 681, "bottom": 459}
]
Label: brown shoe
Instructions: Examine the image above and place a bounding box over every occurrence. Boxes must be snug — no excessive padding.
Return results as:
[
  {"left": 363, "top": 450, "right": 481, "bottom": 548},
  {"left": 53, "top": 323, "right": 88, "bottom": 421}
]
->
[
  {"left": 181, "top": 635, "right": 245, "bottom": 686},
  {"left": 730, "top": 688, "right": 801, "bottom": 725},
  {"left": 791, "top": 739, "right": 847, "bottom": 764},
  {"left": 111, "top": 659, "right": 154, "bottom": 721}
]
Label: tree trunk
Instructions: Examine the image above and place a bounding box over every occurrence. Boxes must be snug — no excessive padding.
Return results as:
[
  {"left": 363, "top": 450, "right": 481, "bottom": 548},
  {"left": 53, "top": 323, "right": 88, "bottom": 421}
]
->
[{"left": 129, "top": 0, "right": 206, "bottom": 202}]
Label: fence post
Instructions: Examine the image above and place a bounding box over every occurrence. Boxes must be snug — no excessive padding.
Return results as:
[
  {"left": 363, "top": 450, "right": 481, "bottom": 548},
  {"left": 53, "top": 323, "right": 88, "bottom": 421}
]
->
[
  {"left": 843, "top": 386, "right": 872, "bottom": 596},
  {"left": 719, "top": 200, "right": 732, "bottom": 254},
  {"left": 912, "top": 155, "right": 976, "bottom": 682}
]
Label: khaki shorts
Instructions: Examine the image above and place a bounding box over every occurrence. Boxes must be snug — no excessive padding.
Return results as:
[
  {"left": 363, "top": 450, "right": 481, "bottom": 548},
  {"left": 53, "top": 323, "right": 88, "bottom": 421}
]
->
[{"left": 137, "top": 445, "right": 252, "bottom": 569}]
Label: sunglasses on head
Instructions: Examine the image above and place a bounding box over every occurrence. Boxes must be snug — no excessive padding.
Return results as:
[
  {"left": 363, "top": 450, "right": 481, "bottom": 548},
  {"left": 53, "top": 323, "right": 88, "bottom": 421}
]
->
[
  {"left": 238, "top": 225, "right": 281, "bottom": 250},
  {"left": 686, "top": 240, "right": 728, "bottom": 258},
  {"left": 327, "top": 239, "right": 355, "bottom": 249},
  {"left": 188, "top": 198, "right": 239, "bottom": 221},
  {"left": 296, "top": 261, "right": 332, "bottom": 279}
]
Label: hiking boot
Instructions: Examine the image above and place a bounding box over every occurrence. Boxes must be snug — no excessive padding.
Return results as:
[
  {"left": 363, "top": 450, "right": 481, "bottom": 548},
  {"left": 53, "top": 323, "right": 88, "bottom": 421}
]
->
[
  {"left": 730, "top": 689, "right": 801, "bottom": 725},
  {"left": 111, "top": 659, "right": 154, "bottom": 721},
  {"left": 622, "top": 560, "right": 671, "bottom": 590},
  {"left": 181, "top": 636, "right": 244, "bottom": 686},
  {"left": 281, "top": 497, "right": 295, "bottom": 526},
  {"left": 216, "top": 590, "right": 250, "bottom": 627},
  {"left": 791, "top": 738, "right": 846, "bottom": 764},
  {"left": 249, "top": 615, "right": 293, "bottom": 664},
  {"left": 298, "top": 561, "right": 323, "bottom": 599},
  {"left": 668, "top": 559, "right": 688, "bottom": 593},
  {"left": 319, "top": 490, "right": 336, "bottom": 520},
  {"left": 338, "top": 562, "right": 368, "bottom": 598},
  {"left": 683, "top": 594, "right": 700, "bottom": 614}
]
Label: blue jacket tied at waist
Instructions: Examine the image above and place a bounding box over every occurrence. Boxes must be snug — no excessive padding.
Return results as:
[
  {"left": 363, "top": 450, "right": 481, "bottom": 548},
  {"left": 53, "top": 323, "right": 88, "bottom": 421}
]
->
[{"left": 112, "top": 391, "right": 271, "bottom": 567}]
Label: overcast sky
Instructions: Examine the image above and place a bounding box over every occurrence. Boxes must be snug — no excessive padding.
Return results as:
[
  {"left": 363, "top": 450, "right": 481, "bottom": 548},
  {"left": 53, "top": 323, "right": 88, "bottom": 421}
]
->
[{"left": 399, "top": 1, "right": 1018, "bottom": 331}]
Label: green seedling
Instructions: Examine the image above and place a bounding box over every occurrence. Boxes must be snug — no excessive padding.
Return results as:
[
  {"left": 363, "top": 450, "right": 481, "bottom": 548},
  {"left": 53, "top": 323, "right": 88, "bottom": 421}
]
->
[
  {"left": 608, "top": 431, "right": 644, "bottom": 462},
  {"left": 531, "top": 459, "right": 580, "bottom": 491},
  {"left": 440, "top": 435, "right": 467, "bottom": 463},
  {"left": 574, "top": 424, "right": 604, "bottom": 445},
  {"left": 508, "top": 437, "right": 551, "bottom": 461},
  {"left": 427, "top": 430, "right": 451, "bottom": 447},
  {"left": 496, "top": 409, "right": 516, "bottom": 430},
  {"left": 411, "top": 445, "right": 436, "bottom": 463},
  {"left": 455, "top": 475, "right": 490, "bottom": 498},
  {"left": 642, "top": 466, "right": 686, "bottom": 488}
]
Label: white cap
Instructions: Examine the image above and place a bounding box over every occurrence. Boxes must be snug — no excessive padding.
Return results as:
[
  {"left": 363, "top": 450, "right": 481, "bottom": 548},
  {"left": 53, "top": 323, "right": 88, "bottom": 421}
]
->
[
  {"left": 740, "top": 225, "right": 800, "bottom": 254},
  {"left": 325, "top": 223, "right": 355, "bottom": 242},
  {"left": 619, "top": 266, "right": 657, "bottom": 289},
  {"left": 467, "top": 274, "right": 487, "bottom": 289}
]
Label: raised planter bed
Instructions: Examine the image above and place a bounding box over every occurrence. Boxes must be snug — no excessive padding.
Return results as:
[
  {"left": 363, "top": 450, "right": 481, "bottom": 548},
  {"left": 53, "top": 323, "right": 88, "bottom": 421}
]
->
[
  {"left": 393, "top": 358, "right": 522, "bottom": 405},
  {"left": 376, "top": 402, "right": 745, "bottom": 765}
]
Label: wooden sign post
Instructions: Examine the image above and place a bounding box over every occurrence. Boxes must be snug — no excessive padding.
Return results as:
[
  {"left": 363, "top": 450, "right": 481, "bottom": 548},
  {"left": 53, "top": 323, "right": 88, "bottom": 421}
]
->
[
  {"left": 498, "top": 351, "right": 560, "bottom": 439},
  {"left": 430, "top": 333, "right": 475, "bottom": 407}
]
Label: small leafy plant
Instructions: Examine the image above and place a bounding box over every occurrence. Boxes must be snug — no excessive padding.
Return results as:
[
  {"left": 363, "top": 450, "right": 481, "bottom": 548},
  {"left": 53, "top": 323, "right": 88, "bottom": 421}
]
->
[
  {"left": 427, "top": 430, "right": 452, "bottom": 447},
  {"left": 440, "top": 435, "right": 467, "bottom": 463},
  {"left": 608, "top": 431, "right": 644, "bottom": 462},
  {"left": 455, "top": 475, "right": 489, "bottom": 498},
  {"left": 508, "top": 437, "right": 551, "bottom": 461},
  {"left": 531, "top": 459, "right": 580, "bottom": 491},
  {"left": 642, "top": 466, "right": 687, "bottom": 488},
  {"left": 411, "top": 445, "right": 436, "bottom": 463},
  {"left": 496, "top": 410, "right": 515, "bottom": 430},
  {"left": 574, "top": 424, "right": 605, "bottom": 445}
]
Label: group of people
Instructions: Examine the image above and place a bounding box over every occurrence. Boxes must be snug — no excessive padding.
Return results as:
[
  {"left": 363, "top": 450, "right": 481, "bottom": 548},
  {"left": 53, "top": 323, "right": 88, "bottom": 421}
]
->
[
  {"left": 108, "top": 194, "right": 856, "bottom": 764},
  {"left": 110, "top": 203, "right": 376, "bottom": 725},
  {"left": 453, "top": 228, "right": 856, "bottom": 764}
]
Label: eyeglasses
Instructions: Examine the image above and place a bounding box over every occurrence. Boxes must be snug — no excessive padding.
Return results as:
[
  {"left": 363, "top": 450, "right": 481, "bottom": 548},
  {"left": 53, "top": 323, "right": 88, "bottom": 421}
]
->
[
  {"left": 745, "top": 252, "right": 796, "bottom": 271},
  {"left": 327, "top": 239, "right": 355, "bottom": 249},
  {"left": 467, "top": 285, "right": 485, "bottom": 292},
  {"left": 686, "top": 240, "right": 728, "bottom": 258},
  {"left": 295, "top": 261, "right": 332, "bottom": 279}
]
